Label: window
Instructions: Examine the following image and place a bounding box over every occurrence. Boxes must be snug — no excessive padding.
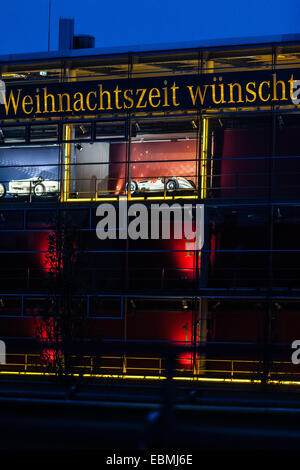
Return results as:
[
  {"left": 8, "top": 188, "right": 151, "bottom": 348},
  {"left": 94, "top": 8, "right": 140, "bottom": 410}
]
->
[
  {"left": 128, "top": 117, "right": 199, "bottom": 198},
  {"left": 0, "top": 126, "right": 26, "bottom": 144},
  {"left": 63, "top": 122, "right": 92, "bottom": 141},
  {"left": 30, "top": 124, "right": 58, "bottom": 142},
  {"left": 89, "top": 296, "right": 122, "bottom": 318},
  {"left": 95, "top": 120, "right": 126, "bottom": 140}
]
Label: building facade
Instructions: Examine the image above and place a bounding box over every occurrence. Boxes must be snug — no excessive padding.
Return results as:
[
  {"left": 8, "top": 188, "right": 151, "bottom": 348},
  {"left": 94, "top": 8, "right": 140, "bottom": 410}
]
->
[{"left": 1, "top": 31, "right": 300, "bottom": 380}]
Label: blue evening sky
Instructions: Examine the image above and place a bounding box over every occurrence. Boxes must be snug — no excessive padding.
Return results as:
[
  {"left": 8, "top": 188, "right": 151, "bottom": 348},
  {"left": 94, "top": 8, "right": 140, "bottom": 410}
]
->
[{"left": 0, "top": 0, "right": 299, "bottom": 55}]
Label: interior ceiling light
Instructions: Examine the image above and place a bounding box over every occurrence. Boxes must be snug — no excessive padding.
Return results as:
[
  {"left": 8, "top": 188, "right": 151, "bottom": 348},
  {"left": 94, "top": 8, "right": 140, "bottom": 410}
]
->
[
  {"left": 223, "top": 55, "right": 255, "bottom": 60},
  {"left": 212, "top": 301, "right": 221, "bottom": 310},
  {"left": 278, "top": 115, "right": 284, "bottom": 129},
  {"left": 192, "top": 120, "right": 197, "bottom": 129},
  {"left": 79, "top": 125, "right": 86, "bottom": 134},
  {"left": 277, "top": 54, "right": 298, "bottom": 60},
  {"left": 182, "top": 300, "right": 189, "bottom": 311},
  {"left": 2, "top": 73, "right": 27, "bottom": 79}
]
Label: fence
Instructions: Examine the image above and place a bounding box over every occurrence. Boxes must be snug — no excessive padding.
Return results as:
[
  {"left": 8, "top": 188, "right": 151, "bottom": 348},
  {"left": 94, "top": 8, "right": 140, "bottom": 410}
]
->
[{"left": 1, "top": 353, "right": 300, "bottom": 383}]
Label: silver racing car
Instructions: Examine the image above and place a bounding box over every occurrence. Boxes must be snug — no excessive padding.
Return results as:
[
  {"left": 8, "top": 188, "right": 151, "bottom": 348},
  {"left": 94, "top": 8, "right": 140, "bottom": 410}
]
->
[
  {"left": 126, "top": 176, "right": 195, "bottom": 194},
  {"left": 0, "top": 176, "right": 60, "bottom": 198}
]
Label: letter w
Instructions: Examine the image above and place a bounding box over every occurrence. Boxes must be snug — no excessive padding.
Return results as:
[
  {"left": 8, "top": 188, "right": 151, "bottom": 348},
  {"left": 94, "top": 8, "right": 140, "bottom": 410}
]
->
[
  {"left": 4, "top": 89, "right": 21, "bottom": 115},
  {"left": 187, "top": 85, "right": 208, "bottom": 105}
]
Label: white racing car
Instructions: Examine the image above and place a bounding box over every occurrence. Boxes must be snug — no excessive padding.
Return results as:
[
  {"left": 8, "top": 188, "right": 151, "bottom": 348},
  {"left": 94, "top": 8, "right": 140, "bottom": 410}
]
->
[
  {"left": 0, "top": 176, "right": 60, "bottom": 198},
  {"left": 126, "top": 176, "right": 195, "bottom": 194}
]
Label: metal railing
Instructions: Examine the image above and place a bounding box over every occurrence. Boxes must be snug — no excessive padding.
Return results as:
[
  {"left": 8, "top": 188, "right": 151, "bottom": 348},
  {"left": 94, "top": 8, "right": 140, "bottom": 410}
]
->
[
  {"left": 2, "top": 163, "right": 300, "bottom": 202},
  {"left": 1, "top": 353, "right": 300, "bottom": 383}
]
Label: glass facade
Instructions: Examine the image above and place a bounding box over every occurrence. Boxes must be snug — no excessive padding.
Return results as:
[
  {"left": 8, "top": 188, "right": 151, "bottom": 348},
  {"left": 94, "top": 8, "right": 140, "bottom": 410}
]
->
[{"left": 1, "top": 42, "right": 300, "bottom": 380}]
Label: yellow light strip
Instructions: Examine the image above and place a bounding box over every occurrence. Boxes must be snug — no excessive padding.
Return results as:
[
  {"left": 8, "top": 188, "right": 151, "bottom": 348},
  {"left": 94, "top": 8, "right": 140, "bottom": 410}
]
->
[
  {"left": 65, "top": 197, "right": 119, "bottom": 202},
  {"left": 96, "top": 197, "right": 118, "bottom": 201},
  {"left": 1, "top": 370, "right": 300, "bottom": 386},
  {"left": 2, "top": 72, "right": 27, "bottom": 78},
  {"left": 200, "top": 118, "right": 208, "bottom": 199},
  {"left": 62, "top": 195, "right": 198, "bottom": 203},
  {"left": 66, "top": 198, "right": 92, "bottom": 202},
  {"left": 62, "top": 125, "right": 71, "bottom": 202},
  {"left": 174, "top": 195, "right": 197, "bottom": 200},
  {"left": 147, "top": 196, "right": 170, "bottom": 200},
  {"left": 64, "top": 195, "right": 198, "bottom": 203}
]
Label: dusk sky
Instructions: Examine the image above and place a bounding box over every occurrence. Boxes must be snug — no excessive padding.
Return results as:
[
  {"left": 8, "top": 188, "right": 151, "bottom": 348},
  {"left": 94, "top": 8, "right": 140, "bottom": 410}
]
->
[{"left": 0, "top": 0, "right": 299, "bottom": 55}]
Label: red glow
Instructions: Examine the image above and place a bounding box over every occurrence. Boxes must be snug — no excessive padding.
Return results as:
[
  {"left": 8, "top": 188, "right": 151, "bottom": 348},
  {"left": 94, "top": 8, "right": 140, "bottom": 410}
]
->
[
  {"left": 35, "top": 231, "right": 57, "bottom": 272},
  {"left": 178, "top": 351, "right": 193, "bottom": 368},
  {"left": 162, "top": 221, "right": 200, "bottom": 282},
  {"left": 33, "top": 317, "right": 56, "bottom": 364}
]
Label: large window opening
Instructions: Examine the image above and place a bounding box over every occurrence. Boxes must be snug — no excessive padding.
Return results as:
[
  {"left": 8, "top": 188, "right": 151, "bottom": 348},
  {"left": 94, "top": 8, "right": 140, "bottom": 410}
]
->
[{"left": 0, "top": 144, "right": 60, "bottom": 201}]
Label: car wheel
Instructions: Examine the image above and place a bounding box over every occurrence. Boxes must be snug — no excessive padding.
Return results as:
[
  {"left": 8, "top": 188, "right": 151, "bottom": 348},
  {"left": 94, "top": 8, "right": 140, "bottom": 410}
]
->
[
  {"left": 166, "top": 179, "right": 179, "bottom": 191},
  {"left": 0, "top": 184, "right": 6, "bottom": 198},
  {"left": 188, "top": 180, "right": 196, "bottom": 188},
  {"left": 33, "top": 183, "right": 46, "bottom": 197},
  {"left": 126, "top": 180, "right": 138, "bottom": 194}
]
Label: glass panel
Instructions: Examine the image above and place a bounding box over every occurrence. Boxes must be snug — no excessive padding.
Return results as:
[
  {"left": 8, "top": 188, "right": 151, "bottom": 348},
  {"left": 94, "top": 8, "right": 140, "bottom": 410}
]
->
[
  {"left": 209, "top": 300, "right": 265, "bottom": 342},
  {"left": 89, "top": 297, "right": 122, "bottom": 318},
  {"left": 27, "top": 210, "right": 57, "bottom": 229},
  {"left": 70, "top": 56, "right": 130, "bottom": 80},
  {"left": 132, "top": 52, "right": 199, "bottom": 77},
  {"left": 95, "top": 120, "right": 125, "bottom": 140},
  {"left": 275, "top": 45, "right": 300, "bottom": 70},
  {"left": 205, "top": 46, "right": 273, "bottom": 73},
  {"left": 129, "top": 117, "right": 198, "bottom": 197},
  {"left": 63, "top": 122, "right": 92, "bottom": 141},
  {"left": 0, "top": 146, "right": 60, "bottom": 201},
  {"left": 66, "top": 141, "right": 126, "bottom": 199},
  {"left": 24, "top": 296, "right": 53, "bottom": 316},
  {"left": 0, "top": 296, "right": 22, "bottom": 315},
  {"left": 30, "top": 124, "right": 58, "bottom": 142},
  {"left": 207, "top": 114, "right": 272, "bottom": 199},
  {"left": 0, "top": 126, "right": 26, "bottom": 144},
  {"left": 1, "top": 62, "right": 63, "bottom": 83},
  {"left": 126, "top": 297, "right": 194, "bottom": 342},
  {"left": 0, "top": 210, "right": 24, "bottom": 229}
]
